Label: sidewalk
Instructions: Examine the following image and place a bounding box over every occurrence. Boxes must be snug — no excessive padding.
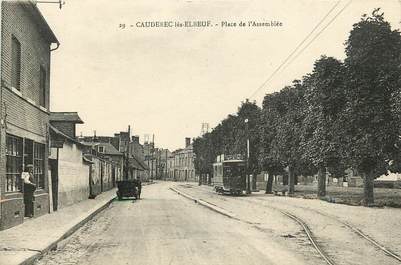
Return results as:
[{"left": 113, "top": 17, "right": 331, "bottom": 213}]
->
[{"left": 0, "top": 188, "right": 116, "bottom": 265}]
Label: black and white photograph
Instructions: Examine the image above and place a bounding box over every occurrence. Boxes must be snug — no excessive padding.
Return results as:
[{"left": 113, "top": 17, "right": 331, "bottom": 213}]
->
[{"left": 0, "top": 0, "right": 401, "bottom": 264}]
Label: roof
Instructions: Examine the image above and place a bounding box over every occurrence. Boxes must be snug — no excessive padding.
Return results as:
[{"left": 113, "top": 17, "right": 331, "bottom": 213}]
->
[
  {"left": 20, "top": 1, "right": 59, "bottom": 44},
  {"left": 173, "top": 144, "right": 193, "bottom": 155},
  {"left": 82, "top": 142, "right": 123, "bottom": 156},
  {"left": 128, "top": 157, "right": 144, "bottom": 170},
  {"left": 49, "top": 125, "right": 84, "bottom": 147},
  {"left": 50, "top": 112, "right": 84, "bottom": 124},
  {"left": 129, "top": 155, "right": 149, "bottom": 170},
  {"left": 98, "top": 143, "right": 123, "bottom": 156}
]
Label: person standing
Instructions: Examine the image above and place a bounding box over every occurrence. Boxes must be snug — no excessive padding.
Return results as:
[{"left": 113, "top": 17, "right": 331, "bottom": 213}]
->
[
  {"left": 136, "top": 176, "right": 142, "bottom": 199},
  {"left": 22, "top": 165, "right": 36, "bottom": 217}
]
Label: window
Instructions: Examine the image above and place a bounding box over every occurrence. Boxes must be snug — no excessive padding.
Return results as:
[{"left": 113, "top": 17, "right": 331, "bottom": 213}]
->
[
  {"left": 6, "top": 135, "right": 23, "bottom": 192},
  {"left": 11, "top": 36, "right": 21, "bottom": 90},
  {"left": 98, "top": 146, "right": 105, "bottom": 153},
  {"left": 39, "top": 66, "right": 46, "bottom": 107},
  {"left": 33, "top": 143, "right": 45, "bottom": 189}
]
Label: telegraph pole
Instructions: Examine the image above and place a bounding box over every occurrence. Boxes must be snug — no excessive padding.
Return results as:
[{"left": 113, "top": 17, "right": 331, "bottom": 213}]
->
[
  {"left": 245, "top": 119, "right": 251, "bottom": 194},
  {"left": 151, "top": 134, "right": 155, "bottom": 180},
  {"left": 165, "top": 149, "right": 168, "bottom": 180}
]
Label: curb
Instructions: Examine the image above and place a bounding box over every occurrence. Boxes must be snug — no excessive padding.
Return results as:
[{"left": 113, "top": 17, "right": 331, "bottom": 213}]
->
[
  {"left": 169, "top": 187, "right": 236, "bottom": 219},
  {"left": 19, "top": 194, "right": 116, "bottom": 265}
]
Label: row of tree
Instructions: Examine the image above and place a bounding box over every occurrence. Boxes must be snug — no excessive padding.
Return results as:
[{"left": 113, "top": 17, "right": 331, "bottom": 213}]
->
[{"left": 193, "top": 10, "right": 401, "bottom": 205}]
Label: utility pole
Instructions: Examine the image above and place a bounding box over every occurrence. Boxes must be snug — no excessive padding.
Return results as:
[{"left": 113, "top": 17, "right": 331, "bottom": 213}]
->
[
  {"left": 155, "top": 148, "right": 159, "bottom": 180},
  {"left": 151, "top": 134, "right": 154, "bottom": 180},
  {"left": 165, "top": 149, "right": 168, "bottom": 180},
  {"left": 245, "top": 118, "right": 251, "bottom": 194}
]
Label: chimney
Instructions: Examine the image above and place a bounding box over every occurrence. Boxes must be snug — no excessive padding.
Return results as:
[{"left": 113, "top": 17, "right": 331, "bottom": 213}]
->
[
  {"left": 132, "top": 136, "right": 139, "bottom": 143},
  {"left": 185, "top": 137, "right": 191, "bottom": 148}
]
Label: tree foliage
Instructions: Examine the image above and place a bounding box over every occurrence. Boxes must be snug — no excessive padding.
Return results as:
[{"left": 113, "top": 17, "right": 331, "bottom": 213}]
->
[
  {"left": 343, "top": 9, "right": 401, "bottom": 204},
  {"left": 193, "top": 100, "right": 261, "bottom": 177},
  {"left": 194, "top": 9, "right": 401, "bottom": 205},
  {"left": 301, "top": 56, "right": 347, "bottom": 196}
]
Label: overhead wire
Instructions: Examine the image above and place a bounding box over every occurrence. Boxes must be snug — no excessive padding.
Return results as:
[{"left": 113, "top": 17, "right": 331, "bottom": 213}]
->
[
  {"left": 279, "top": 0, "right": 352, "bottom": 75},
  {"left": 249, "top": 0, "right": 352, "bottom": 100}
]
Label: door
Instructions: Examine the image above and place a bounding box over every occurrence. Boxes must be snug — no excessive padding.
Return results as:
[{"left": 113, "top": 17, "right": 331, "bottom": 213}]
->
[{"left": 49, "top": 159, "right": 58, "bottom": 211}]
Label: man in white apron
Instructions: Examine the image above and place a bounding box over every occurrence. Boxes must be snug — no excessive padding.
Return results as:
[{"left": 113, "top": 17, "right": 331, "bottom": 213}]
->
[{"left": 22, "top": 165, "right": 36, "bottom": 217}]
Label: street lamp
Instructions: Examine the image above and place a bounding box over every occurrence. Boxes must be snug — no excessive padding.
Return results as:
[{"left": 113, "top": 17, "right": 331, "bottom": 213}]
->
[{"left": 245, "top": 118, "right": 251, "bottom": 194}]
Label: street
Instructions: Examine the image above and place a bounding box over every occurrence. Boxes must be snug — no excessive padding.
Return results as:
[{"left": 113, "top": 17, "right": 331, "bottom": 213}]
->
[
  {"left": 1, "top": 3, "right": 400, "bottom": 265},
  {"left": 35, "top": 182, "right": 401, "bottom": 265},
  {"left": 35, "top": 182, "right": 322, "bottom": 265}
]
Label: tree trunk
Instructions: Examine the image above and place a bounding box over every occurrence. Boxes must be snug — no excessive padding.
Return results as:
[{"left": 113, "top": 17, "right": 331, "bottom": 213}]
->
[
  {"left": 265, "top": 173, "right": 274, "bottom": 194},
  {"left": 362, "top": 172, "right": 374, "bottom": 206},
  {"left": 317, "top": 165, "right": 326, "bottom": 198},
  {"left": 283, "top": 174, "right": 288, "bottom": 185},
  {"left": 288, "top": 166, "right": 295, "bottom": 195},
  {"left": 252, "top": 171, "right": 257, "bottom": 191},
  {"left": 198, "top": 173, "right": 202, "bottom": 186}
]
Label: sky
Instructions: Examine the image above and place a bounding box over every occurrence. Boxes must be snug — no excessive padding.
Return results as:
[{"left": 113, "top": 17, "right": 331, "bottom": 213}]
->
[{"left": 38, "top": 0, "right": 401, "bottom": 151}]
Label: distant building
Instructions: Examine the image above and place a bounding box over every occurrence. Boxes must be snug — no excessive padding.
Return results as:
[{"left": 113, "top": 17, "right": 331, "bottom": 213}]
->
[
  {"left": 168, "top": 138, "right": 196, "bottom": 182},
  {"left": 0, "top": 1, "right": 59, "bottom": 230},
  {"left": 79, "top": 129, "right": 148, "bottom": 181},
  {"left": 128, "top": 136, "right": 148, "bottom": 180}
]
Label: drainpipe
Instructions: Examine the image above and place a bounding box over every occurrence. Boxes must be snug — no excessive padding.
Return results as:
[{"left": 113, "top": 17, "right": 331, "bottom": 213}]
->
[{"left": 0, "top": 0, "right": 3, "bottom": 227}]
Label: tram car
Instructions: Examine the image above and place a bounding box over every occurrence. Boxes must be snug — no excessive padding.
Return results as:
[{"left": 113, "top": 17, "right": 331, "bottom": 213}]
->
[{"left": 213, "top": 154, "right": 246, "bottom": 195}]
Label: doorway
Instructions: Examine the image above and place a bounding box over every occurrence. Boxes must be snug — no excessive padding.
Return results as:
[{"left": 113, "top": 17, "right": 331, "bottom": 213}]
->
[{"left": 49, "top": 159, "right": 58, "bottom": 211}]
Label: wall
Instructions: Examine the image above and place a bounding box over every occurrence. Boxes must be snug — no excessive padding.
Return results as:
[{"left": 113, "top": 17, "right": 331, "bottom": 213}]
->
[
  {"left": 89, "top": 157, "right": 115, "bottom": 197},
  {"left": 1, "top": 2, "right": 51, "bottom": 109},
  {"left": 170, "top": 147, "right": 196, "bottom": 182},
  {"left": 90, "top": 157, "right": 102, "bottom": 197},
  {"left": 0, "top": 2, "right": 52, "bottom": 230},
  {"left": 57, "top": 142, "right": 90, "bottom": 209}
]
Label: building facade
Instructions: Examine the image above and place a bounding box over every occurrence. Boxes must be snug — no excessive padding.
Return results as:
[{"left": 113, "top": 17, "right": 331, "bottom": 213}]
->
[
  {"left": 49, "top": 124, "right": 92, "bottom": 211},
  {"left": 0, "top": 2, "right": 59, "bottom": 230},
  {"left": 168, "top": 138, "right": 196, "bottom": 182},
  {"left": 79, "top": 129, "right": 147, "bottom": 181}
]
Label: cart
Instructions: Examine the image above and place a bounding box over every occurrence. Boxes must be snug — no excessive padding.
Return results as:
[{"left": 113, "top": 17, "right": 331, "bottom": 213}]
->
[{"left": 116, "top": 180, "right": 138, "bottom": 200}]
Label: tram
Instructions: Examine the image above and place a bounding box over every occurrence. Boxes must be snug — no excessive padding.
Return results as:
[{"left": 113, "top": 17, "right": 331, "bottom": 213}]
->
[{"left": 213, "top": 154, "right": 246, "bottom": 195}]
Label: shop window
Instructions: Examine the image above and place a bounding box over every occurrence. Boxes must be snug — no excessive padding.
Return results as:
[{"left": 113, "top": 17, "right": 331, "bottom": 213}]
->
[
  {"left": 34, "top": 143, "right": 45, "bottom": 189},
  {"left": 6, "top": 134, "right": 23, "bottom": 192}
]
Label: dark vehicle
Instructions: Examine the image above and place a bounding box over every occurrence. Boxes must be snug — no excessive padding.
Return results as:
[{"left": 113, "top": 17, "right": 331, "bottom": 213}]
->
[
  {"left": 213, "top": 156, "right": 246, "bottom": 195},
  {"left": 116, "top": 180, "right": 138, "bottom": 200}
]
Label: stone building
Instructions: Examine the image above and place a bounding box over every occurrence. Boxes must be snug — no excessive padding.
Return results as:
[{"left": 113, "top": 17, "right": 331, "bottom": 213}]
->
[
  {"left": 49, "top": 123, "right": 91, "bottom": 211},
  {"left": 128, "top": 136, "right": 148, "bottom": 180},
  {"left": 0, "top": 1, "right": 59, "bottom": 230},
  {"left": 168, "top": 138, "right": 196, "bottom": 182},
  {"left": 79, "top": 130, "right": 147, "bottom": 181}
]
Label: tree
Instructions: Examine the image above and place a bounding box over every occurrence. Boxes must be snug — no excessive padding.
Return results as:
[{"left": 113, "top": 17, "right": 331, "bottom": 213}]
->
[
  {"left": 343, "top": 9, "right": 401, "bottom": 205},
  {"left": 259, "top": 93, "right": 285, "bottom": 193},
  {"left": 193, "top": 100, "right": 261, "bottom": 187},
  {"left": 301, "top": 56, "right": 347, "bottom": 197},
  {"left": 193, "top": 133, "right": 215, "bottom": 184},
  {"left": 234, "top": 100, "right": 261, "bottom": 189},
  {"left": 268, "top": 81, "right": 306, "bottom": 195}
]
